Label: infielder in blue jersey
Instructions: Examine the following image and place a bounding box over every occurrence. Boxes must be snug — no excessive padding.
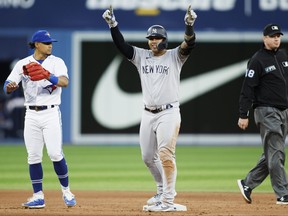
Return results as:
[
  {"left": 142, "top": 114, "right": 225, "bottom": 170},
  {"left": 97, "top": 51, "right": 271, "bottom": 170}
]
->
[
  {"left": 103, "top": 5, "right": 197, "bottom": 212},
  {"left": 3, "top": 30, "right": 76, "bottom": 209}
]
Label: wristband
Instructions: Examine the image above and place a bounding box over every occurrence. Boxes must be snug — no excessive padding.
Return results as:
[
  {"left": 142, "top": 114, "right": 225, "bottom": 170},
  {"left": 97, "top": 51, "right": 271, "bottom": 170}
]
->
[
  {"left": 49, "top": 75, "right": 58, "bottom": 85},
  {"left": 185, "top": 25, "right": 194, "bottom": 36},
  {"left": 3, "top": 80, "right": 9, "bottom": 94}
]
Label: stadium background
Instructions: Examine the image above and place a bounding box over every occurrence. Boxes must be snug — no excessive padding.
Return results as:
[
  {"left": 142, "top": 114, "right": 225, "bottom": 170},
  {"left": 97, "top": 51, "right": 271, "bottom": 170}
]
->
[
  {"left": 2, "top": 1, "right": 288, "bottom": 215},
  {"left": 0, "top": 0, "right": 288, "bottom": 145}
]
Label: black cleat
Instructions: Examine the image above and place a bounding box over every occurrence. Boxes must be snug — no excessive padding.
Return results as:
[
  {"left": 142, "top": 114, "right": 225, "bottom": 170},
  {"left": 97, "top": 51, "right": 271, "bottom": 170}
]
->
[
  {"left": 237, "top": 179, "right": 252, "bottom": 204},
  {"left": 276, "top": 195, "right": 288, "bottom": 205}
]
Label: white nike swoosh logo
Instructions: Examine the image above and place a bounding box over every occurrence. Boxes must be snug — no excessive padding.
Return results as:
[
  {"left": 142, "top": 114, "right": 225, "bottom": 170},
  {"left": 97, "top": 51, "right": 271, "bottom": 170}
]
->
[{"left": 92, "top": 55, "right": 247, "bottom": 129}]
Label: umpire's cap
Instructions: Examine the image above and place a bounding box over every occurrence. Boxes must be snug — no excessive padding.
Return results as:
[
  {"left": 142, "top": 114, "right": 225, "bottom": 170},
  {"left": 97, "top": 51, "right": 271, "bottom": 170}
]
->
[
  {"left": 146, "top": 25, "right": 167, "bottom": 39},
  {"left": 263, "top": 24, "right": 283, "bottom": 36},
  {"left": 31, "top": 30, "right": 58, "bottom": 43}
]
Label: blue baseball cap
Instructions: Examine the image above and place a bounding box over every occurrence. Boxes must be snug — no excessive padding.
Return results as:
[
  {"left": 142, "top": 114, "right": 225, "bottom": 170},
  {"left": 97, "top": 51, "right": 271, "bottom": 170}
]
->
[{"left": 31, "top": 30, "right": 57, "bottom": 43}]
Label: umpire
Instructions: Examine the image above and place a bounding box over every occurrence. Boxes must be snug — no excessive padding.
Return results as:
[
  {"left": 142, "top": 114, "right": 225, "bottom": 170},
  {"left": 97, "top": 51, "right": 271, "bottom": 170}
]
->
[{"left": 237, "top": 23, "right": 288, "bottom": 204}]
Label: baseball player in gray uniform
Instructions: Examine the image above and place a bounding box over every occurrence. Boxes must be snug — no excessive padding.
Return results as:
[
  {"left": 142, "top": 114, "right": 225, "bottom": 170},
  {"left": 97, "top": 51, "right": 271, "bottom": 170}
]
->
[
  {"left": 3, "top": 30, "right": 76, "bottom": 208},
  {"left": 103, "top": 5, "right": 197, "bottom": 212}
]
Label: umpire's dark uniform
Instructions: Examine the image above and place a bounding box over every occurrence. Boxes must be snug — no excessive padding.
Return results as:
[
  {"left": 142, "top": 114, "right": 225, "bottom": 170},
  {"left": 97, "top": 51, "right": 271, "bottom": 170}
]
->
[{"left": 239, "top": 44, "right": 288, "bottom": 198}]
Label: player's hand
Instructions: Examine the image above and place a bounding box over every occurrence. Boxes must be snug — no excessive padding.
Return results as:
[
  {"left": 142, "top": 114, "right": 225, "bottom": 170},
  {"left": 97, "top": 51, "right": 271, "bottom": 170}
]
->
[
  {"left": 102, "top": 5, "right": 118, "bottom": 28},
  {"left": 184, "top": 5, "right": 197, "bottom": 26},
  {"left": 6, "top": 81, "right": 19, "bottom": 93},
  {"left": 238, "top": 118, "right": 249, "bottom": 130}
]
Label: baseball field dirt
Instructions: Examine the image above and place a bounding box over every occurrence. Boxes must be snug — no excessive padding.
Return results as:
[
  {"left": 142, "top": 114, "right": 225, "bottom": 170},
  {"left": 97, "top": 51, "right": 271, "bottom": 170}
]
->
[{"left": 0, "top": 190, "right": 287, "bottom": 216}]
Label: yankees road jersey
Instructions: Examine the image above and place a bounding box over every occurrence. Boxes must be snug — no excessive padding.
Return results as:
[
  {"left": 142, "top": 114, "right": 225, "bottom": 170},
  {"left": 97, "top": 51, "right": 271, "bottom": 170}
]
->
[
  {"left": 130, "top": 46, "right": 189, "bottom": 107},
  {"left": 7, "top": 55, "right": 68, "bottom": 106}
]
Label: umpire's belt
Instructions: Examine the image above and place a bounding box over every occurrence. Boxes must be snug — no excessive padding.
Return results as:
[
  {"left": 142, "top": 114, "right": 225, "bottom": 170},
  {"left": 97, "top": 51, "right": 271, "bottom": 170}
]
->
[
  {"left": 28, "top": 105, "right": 56, "bottom": 111},
  {"left": 145, "top": 104, "right": 173, "bottom": 114}
]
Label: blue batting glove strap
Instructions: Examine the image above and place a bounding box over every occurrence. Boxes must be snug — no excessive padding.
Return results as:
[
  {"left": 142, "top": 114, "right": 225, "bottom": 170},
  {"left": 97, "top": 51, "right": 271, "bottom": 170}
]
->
[{"left": 49, "top": 75, "right": 58, "bottom": 85}]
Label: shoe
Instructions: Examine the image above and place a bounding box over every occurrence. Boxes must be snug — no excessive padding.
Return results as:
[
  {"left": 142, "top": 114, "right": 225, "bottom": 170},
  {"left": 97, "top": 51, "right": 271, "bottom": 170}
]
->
[
  {"left": 276, "top": 195, "right": 288, "bottom": 205},
  {"left": 147, "top": 193, "right": 162, "bottom": 206},
  {"left": 22, "top": 191, "right": 45, "bottom": 209},
  {"left": 147, "top": 201, "right": 175, "bottom": 212},
  {"left": 237, "top": 179, "right": 252, "bottom": 204},
  {"left": 63, "top": 189, "right": 76, "bottom": 207},
  {"left": 146, "top": 201, "right": 187, "bottom": 212}
]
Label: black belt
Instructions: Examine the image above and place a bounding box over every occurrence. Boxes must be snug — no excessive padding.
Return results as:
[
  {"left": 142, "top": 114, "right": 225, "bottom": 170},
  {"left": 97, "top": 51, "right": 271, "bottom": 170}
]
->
[
  {"left": 28, "top": 105, "right": 55, "bottom": 111},
  {"left": 145, "top": 104, "right": 173, "bottom": 114}
]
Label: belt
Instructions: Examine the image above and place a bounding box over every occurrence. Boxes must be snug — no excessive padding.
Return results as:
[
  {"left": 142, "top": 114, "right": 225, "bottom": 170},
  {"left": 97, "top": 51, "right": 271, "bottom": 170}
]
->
[
  {"left": 28, "top": 105, "right": 55, "bottom": 111},
  {"left": 145, "top": 104, "right": 173, "bottom": 114}
]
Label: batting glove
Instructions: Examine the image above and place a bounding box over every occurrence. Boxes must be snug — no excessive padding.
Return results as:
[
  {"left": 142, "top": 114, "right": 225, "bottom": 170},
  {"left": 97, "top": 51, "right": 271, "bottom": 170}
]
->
[
  {"left": 102, "top": 5, "right": 118, "bottom": 28},
  {"left": 184, "top": 5, "right": 197, "bottom": 26}
]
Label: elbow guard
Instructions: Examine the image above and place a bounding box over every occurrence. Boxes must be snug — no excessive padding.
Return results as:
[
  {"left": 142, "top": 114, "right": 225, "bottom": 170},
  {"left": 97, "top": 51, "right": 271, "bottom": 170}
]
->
[{"left": 180, "top": 34, "right": 196, "bottom": 56}]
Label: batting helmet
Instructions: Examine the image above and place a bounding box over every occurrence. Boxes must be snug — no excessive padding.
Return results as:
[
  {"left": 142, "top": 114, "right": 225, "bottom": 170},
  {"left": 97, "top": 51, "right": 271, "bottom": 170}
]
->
[{"left": 146, "top": 25, "right": 168, "bottom": 50}]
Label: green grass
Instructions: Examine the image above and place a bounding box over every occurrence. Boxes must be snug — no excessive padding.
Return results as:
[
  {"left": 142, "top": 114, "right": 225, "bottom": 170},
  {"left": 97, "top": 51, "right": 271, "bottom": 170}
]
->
[{"left": 0, "top": 145, "right": 278, "bottom": 193}]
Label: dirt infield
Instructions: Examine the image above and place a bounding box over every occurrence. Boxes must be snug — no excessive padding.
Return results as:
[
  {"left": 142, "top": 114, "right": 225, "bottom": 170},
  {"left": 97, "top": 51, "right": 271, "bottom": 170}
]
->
[{"left": 0, "top": 190, "right": 288, "bottom": 216}]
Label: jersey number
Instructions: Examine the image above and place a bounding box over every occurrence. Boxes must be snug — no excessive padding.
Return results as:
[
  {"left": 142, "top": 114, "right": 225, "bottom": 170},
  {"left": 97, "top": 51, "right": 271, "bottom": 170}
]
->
[{"left": 245, "top": 69, "right": 255, "bottom": 78}]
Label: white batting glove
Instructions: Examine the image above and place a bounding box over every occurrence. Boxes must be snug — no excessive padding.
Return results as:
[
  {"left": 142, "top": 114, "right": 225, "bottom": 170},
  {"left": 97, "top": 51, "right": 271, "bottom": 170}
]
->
[
  {"left": 184, "top": 5, "right": 197, "bottom": 26},
  {"left": 102, "top": 5, "right": 118, "bottom": 28}
]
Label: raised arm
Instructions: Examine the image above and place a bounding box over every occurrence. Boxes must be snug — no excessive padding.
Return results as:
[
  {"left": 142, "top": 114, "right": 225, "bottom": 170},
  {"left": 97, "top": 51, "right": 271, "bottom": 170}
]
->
[
  {"left": 179, "top": 5, "right": 197, "bottom": 56},
  {"left": 102, "top": 6, "right": 134, "bottom": 60}
]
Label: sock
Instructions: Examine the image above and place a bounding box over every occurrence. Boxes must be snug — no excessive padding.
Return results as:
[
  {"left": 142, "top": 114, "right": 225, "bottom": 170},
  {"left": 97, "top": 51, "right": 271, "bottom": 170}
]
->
[
  {"left": 53, "top": 158, "right": 69, "bottom": 188},
  {"left": 29, "top": 163, "right": 43, "bottom": 193}
]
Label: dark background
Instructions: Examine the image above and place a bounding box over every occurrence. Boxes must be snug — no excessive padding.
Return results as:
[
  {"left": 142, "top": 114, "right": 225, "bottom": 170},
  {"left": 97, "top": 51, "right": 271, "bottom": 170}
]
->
[{"left": 80, "top": 41, "right": 261, "bottom": 134}]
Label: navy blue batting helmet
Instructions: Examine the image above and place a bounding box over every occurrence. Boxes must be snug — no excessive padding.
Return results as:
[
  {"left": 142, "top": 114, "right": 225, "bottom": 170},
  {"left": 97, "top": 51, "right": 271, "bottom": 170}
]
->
[
  {"left": 146, "top": 25, "right": 168, "bottom": 50},
  {"left": 146, "top": 25, "right": 167, "bottom": 39}
]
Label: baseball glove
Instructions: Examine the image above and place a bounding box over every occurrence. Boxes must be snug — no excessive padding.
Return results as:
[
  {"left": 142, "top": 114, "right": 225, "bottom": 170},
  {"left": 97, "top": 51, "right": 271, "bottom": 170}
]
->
[{"left": 23, "top": 62, "right": 50, "bottom": 81}]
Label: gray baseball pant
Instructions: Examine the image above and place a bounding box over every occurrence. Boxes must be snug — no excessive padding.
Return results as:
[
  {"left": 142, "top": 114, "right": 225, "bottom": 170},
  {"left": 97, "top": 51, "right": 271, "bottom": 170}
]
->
[{"left": 244, "top": 106, "right": 288, "bottom": 198}]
